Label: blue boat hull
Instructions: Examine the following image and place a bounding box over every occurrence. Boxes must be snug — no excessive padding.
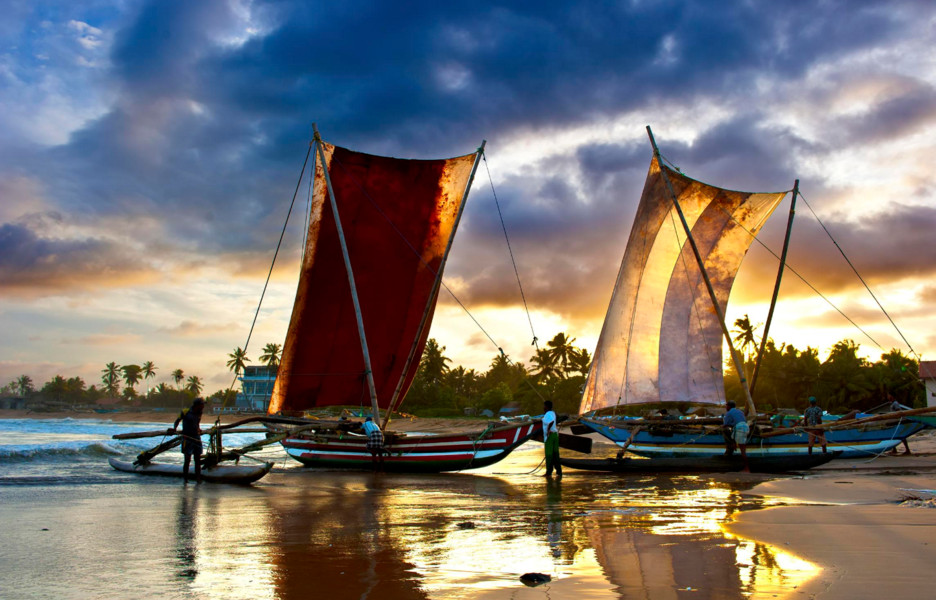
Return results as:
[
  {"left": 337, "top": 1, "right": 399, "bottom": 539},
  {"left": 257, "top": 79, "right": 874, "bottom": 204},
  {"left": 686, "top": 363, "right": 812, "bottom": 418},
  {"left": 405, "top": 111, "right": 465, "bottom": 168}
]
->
[{"left": 579, "top": 418, "right": 926, "bottom": 458}]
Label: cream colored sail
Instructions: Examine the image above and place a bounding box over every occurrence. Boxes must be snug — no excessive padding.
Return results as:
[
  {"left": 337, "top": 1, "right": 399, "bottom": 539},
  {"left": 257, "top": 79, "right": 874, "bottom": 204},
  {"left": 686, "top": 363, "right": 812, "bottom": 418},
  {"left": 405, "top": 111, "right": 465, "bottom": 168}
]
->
[{"left": 580, "top": 157, "right": 787, "bottom": 412}]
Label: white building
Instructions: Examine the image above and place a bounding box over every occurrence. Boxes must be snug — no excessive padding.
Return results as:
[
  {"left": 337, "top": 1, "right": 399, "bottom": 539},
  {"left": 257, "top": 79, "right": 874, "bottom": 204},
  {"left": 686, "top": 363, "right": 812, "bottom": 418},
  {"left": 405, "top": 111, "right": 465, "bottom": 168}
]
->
[{"left": 920, "top": 361, "right": 936, "bottom": 408}]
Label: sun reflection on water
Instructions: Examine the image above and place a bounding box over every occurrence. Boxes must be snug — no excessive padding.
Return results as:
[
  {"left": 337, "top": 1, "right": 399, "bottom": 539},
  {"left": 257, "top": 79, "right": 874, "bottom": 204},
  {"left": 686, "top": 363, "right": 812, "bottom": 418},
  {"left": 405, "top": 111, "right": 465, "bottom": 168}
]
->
[{"left": 160, "top": 466, "right": 819, "bottom": 599}]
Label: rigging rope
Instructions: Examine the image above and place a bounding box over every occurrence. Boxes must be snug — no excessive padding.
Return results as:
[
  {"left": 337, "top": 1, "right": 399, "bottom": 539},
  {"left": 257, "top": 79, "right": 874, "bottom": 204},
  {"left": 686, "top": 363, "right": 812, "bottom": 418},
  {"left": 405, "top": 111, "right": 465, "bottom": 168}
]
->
[
  {"left": 482, "top": 153, "right": 540, "bottom": 350},
  {"left": 798, "top": 193, "right": 921, "bottom": 362},
  {"left": 711, "top": 195, "right": 885, "bottom": 351},
  {"left": 661, "top": 148, "right": 897, "bottom": 354},
  {"left": 225, "top": 142, "right": 314, "bottom": 401}
]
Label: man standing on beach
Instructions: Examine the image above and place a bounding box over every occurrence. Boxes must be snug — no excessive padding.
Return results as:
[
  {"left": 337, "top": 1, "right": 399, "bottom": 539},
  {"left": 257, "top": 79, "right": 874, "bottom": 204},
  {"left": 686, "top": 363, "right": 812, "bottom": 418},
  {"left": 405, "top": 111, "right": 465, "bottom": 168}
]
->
[
  {"left": 723, "top": 401, "right": 750, "bottom": 472},
  {"left": 363, "top": 416, "right": 385, "bottom": 471},
  {"left": 173, "top": 398, "right": 204, "bottom": 483},
  {"left": 542, "top": 400, "right": 561, "bottom": 479},
  {"left": 802, "top": 396, "right": 828, "bottom": 455}
]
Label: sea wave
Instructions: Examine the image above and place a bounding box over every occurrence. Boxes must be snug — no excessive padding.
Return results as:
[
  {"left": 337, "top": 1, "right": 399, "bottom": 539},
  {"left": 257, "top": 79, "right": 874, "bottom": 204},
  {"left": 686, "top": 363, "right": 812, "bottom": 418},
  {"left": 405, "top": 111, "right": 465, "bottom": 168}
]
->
[{"left": 0, "top": 440, "right": 125, "bottom": 461}]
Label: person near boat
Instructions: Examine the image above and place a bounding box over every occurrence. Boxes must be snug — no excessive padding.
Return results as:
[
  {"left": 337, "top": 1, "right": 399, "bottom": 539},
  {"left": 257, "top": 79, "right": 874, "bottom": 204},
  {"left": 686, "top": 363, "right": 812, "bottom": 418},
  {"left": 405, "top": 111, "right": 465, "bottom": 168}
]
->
[
  {"left": 887, "top": 395, "right": 913, "bottom": 455},
  {"left": 722, "top": 401, "right": 750, "bottom": 471},
  {"left": 172, "top": 398, "right": 204, "bottom": 483},
  {"left": 801, "top": 396, "right": 828, "bottom": 454},
  {"left": 542, "top": 401, "right": 562, "bottom": 479},
  {"left": 363, "top": 416, "right": 385, "bottom": 470}
]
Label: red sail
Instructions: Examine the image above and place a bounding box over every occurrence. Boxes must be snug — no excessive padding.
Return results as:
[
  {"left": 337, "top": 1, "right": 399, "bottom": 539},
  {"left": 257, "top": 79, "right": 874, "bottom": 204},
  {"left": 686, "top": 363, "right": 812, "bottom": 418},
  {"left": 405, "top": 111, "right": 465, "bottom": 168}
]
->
[{"left": 268, "top": 142, "right": 477, "bottom": 415}]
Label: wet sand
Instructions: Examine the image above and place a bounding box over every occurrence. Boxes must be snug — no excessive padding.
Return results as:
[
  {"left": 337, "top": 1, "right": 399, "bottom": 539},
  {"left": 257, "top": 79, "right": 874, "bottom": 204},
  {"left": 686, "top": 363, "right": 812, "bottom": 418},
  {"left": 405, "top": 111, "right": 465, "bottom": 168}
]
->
[
  {"left": 727, "top": 431, "right": 936, "bottom": 599},
  {"left": 4, "top": 409, "right": 935, "bottom": 598}
]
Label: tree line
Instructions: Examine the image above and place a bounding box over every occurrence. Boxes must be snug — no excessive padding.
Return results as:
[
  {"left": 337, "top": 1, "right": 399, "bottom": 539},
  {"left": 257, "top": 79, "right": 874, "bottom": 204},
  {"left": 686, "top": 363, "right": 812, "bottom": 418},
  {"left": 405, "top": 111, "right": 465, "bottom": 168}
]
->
[
  {"left": 2, "top": 342, "right": 284, "bottom": 410},
  {"left": 3, "top": 326, "right": 924, "bottom": 415}
]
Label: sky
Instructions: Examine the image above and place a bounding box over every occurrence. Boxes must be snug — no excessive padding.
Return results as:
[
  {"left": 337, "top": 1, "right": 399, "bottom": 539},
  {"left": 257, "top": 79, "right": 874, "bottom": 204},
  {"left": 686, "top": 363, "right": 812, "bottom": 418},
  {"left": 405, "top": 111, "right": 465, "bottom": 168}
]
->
[{"left": 2, "top": 0, "right": 936, "bottom": 394}]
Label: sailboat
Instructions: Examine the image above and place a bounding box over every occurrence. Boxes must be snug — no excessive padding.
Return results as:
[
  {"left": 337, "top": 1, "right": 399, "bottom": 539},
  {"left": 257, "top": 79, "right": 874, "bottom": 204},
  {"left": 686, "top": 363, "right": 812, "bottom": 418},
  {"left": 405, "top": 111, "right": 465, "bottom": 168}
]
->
[
  {"left": 266, "top": 129, "right": 543, "bottom": 472},
  {"left": 574, "top": 127, "right": 932, "bottom": 459}
]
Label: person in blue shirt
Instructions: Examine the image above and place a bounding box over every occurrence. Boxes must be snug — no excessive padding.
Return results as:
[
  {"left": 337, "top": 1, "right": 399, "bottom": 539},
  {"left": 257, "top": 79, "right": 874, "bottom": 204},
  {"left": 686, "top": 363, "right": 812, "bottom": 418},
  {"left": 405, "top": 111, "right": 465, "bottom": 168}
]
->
[
  {"left": 172, "top": 398, "right": 204, "bottom": 483},
  {"left": 723, "top": 401, "right": 750, "bottom": 472},
  {"left": 801, "top": 396, "right": 828, "bottom": 455},
  {"left": 363, "top": 416, "right": 385, "bottom": 470},
  {"left": 542, "top": 401, "right": 561, "bottom": 479}
]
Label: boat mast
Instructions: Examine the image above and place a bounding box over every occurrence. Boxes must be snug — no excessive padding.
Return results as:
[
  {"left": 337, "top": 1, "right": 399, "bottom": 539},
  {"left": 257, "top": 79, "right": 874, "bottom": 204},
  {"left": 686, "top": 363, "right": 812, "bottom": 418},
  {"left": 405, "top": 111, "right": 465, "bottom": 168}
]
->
[
  {"left": 382, "top": 141, "right": 487, "bottom": 430},
  {"left": 751, "top": 179, "right": 799, "bottom": 396},
  {"left": 312, "top": 125, "right": 381, "bottom": 422},
  {"left": 646, "top": 126, "right": 757, "bottom": 417}
]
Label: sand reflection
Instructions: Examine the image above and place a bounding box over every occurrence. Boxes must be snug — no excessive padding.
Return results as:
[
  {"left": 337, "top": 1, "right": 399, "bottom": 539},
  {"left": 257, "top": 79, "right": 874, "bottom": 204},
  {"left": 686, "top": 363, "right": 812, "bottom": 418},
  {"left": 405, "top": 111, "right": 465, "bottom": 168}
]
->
[{"left": 170, "top": 470, "right": 817, "bottom": 599}]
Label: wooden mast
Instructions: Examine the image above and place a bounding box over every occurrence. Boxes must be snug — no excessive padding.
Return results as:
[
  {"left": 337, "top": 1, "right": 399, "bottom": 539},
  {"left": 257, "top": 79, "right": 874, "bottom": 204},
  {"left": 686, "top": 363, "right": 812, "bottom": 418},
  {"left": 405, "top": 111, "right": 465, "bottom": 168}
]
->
[
  {"left": 313, "top": 125, "right": 381, "bottom": 422},
  {"left": 751, "top": 179, "right": 799, "bottom": 396},
  {"left": 646, "top": 125, "right": 758, "bottom": 417},
  {"left": 382, "top": 141, "right": 487, "bottom": 430}
]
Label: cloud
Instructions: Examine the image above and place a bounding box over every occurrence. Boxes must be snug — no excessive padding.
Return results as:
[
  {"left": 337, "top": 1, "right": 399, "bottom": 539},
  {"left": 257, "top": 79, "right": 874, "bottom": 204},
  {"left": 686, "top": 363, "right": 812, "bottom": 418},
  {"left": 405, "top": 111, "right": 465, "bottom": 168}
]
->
[
  {"left": 156, "top": 320, "right": 241, "bottom": 338},
  {"left": 3, "top": 0, "right": 936, "bottom": 382},
  {"left": 0, "top": 221, "right": 159, "bottom": 296},
  {"left": 63, "top": 333, "right": 143, "bottom": 346}
]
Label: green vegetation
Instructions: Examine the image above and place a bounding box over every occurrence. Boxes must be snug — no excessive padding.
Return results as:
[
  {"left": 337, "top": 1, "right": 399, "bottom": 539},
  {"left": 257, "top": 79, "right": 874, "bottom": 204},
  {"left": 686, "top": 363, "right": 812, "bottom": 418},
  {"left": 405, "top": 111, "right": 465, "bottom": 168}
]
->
[
  {"left": 725, "top": 340, "right": 923, "bottom": 413},
  {"left": 405, "top": 333, "right": 591, "bottom": 417},
  {"left": 2, "top": 335, "right": 924, "bottom": 416}
]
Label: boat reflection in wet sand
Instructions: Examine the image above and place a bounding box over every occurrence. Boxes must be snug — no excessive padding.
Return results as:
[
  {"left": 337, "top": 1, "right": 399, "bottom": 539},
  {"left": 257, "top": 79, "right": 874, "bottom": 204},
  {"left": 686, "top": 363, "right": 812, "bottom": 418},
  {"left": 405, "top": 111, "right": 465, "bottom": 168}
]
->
[{"left": 155, "top": 460, "right": 819, "bottom": 599}]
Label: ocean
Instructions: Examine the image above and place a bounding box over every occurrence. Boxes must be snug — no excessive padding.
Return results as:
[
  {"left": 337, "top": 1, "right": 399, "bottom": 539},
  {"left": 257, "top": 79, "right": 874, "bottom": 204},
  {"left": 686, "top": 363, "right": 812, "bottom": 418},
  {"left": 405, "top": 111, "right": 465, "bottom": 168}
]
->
[{"left": 0, "top": 418, "right": 819, "bottom": 599}]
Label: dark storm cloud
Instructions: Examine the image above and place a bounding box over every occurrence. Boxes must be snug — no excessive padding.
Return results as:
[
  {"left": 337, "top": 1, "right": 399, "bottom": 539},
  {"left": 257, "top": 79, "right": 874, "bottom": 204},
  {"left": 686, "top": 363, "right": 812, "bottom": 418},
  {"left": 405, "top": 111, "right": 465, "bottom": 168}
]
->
[
  {"left": 0, "top": 222, "right": 157, "bottom": 294},
  {"left": 782, "top": 202, "right": 936, "bottom": 293},
  {"left": 3, "top": 0, "right": 932, "bottom": 300}
]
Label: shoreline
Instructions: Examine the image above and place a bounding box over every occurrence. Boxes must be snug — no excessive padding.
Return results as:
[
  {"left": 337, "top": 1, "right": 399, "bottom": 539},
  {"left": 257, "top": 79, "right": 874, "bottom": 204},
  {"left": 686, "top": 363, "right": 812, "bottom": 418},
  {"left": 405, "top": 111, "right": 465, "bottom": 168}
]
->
[
  {"left": 725, "top": 432, "right": 936, "bottom": 599},
  {"left": 0, "top": 408, "right": 496, "bottom": 433}
]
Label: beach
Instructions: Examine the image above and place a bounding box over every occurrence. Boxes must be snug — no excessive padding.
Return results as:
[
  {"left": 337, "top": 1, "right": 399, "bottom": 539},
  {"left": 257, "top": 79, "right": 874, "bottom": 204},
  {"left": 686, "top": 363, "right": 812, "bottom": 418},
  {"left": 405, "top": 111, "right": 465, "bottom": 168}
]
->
[
  {"left": 1, "top": 411, "right": 934, "bottom": 599},
  {"left": 726, "top": 432, "right": 936, "bottom": 599}
]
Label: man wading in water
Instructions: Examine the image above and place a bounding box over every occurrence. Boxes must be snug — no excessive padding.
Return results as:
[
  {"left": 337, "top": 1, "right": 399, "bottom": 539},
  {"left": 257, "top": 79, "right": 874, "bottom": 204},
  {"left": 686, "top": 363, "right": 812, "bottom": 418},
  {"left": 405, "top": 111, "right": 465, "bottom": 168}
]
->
[{"left": 172, "top": 398, "right": 204, "bottom": 483}]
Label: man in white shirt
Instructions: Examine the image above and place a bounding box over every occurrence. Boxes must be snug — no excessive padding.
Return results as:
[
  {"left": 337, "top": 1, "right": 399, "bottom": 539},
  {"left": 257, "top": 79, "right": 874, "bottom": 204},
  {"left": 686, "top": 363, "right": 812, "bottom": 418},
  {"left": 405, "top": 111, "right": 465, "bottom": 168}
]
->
[{"left": 542, "top": 401, "right": 561, "bottom": 479}]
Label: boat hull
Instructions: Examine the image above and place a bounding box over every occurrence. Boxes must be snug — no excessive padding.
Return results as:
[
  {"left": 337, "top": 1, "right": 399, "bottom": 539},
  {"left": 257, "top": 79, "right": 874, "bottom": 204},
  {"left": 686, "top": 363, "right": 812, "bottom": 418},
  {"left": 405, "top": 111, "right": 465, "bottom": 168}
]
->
[
  {"left": 561, "top": 452, "right": 839, "bottom": 474},
  {"left": 109, "top": 458, "right": 272, "bottom": 484},
  {"left": 579, "top": 418, "right": 926, "bottom": 458},
  {"left": 281, "top": 420, "right": 543, "bottom": 473}
]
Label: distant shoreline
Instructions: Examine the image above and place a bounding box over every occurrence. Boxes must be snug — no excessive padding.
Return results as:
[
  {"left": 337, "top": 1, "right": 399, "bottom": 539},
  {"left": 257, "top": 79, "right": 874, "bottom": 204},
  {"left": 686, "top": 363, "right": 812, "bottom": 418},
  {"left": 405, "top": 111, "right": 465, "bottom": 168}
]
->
[{"left": 0, "top": 408, "right": 497, "bottom": 433}]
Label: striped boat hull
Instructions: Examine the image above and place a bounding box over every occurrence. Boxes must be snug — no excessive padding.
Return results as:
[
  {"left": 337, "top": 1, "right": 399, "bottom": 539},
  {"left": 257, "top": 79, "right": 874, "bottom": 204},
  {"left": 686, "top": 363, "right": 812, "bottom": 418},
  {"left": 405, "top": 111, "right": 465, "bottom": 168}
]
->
[
  {"left": 580, "top": 418, "right": 926, "bottom": 458},
  {"left": 281, "top": 420, "right": 543, "bottom": 472}
]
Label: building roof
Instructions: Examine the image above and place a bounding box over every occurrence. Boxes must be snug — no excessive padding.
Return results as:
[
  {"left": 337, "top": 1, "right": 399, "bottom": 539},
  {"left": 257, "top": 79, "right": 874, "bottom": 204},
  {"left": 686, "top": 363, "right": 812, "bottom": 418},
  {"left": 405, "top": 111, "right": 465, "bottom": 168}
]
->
[{"left": 920, "top": 360, "right": 936, "bottom": 379}]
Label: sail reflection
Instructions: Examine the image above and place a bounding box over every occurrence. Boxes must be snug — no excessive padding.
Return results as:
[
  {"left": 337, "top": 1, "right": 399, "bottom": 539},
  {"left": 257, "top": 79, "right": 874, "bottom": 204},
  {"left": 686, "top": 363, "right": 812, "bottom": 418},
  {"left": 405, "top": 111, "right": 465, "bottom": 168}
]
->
[{"left": 167, "top": 468, "right": 817, "bottom": 599}]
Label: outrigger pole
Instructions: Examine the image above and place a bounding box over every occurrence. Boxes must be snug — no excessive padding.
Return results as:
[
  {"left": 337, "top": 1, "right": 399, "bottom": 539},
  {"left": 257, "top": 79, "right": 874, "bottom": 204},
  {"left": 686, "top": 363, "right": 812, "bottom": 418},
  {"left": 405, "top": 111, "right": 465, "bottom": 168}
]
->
[
  {"left": 313, "top": 125, "right": 382, "bottom": 422},
  {"left": 646, "top": 126, "right": 758, "bottom": 417},
  {"left": 382, "top": 141, "right": 487, "bottom": 430},
  {"left": 751, "top": 179, "right": 799, "bottom": 395}
]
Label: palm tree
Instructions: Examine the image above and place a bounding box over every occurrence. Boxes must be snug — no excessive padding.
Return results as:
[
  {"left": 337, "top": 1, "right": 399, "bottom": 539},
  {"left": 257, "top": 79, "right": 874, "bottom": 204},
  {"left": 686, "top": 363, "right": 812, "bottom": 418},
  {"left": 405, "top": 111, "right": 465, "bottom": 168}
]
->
[
  {"left": 732, "top": 314, "right": 759, "bottom": 361},
  {"left": 227, "top": 347, "right": 250, "bottom": 376},
  {"left": 530, "top": 348, "right": 559, "bottom": 381},
  {"left": 101, "top": 362, "right": 121, "bottom": 396},
  {"left": 259, "top": 343, "right": 282, "bottom": 368},
  {"left": 171, "top": 369, "right": 185, "bottom": 389},
  {"left": 16, "top": 374, "right": 34, "bottom": 397},
  {"left": 141, "top": 361, "right": 157, "bottom": 395},
  {"left": 570, "top": 348, "right": 592, "bottom": 378},
  {"left": 546, "top": 332, "right": 578, "bottom": 377},
  {"left": 121, "top": 364, "right": 143, "bottom": 395},
  {"left": 418, "top": 339, "right": 450, "bottom": 386},
  {"left": 186, "top": 375, "right": 204, "bottom": 395}
]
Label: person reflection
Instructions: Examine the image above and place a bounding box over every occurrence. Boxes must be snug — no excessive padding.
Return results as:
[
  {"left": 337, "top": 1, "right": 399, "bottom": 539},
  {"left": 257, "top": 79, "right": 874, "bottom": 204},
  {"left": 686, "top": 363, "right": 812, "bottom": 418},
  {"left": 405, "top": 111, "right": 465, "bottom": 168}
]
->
[
  {"left": 545, "top": 479, "right": 562, "bottom": 559},
  {"left": 175, "top": 492, "right": 199, "bottom": 580}
]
